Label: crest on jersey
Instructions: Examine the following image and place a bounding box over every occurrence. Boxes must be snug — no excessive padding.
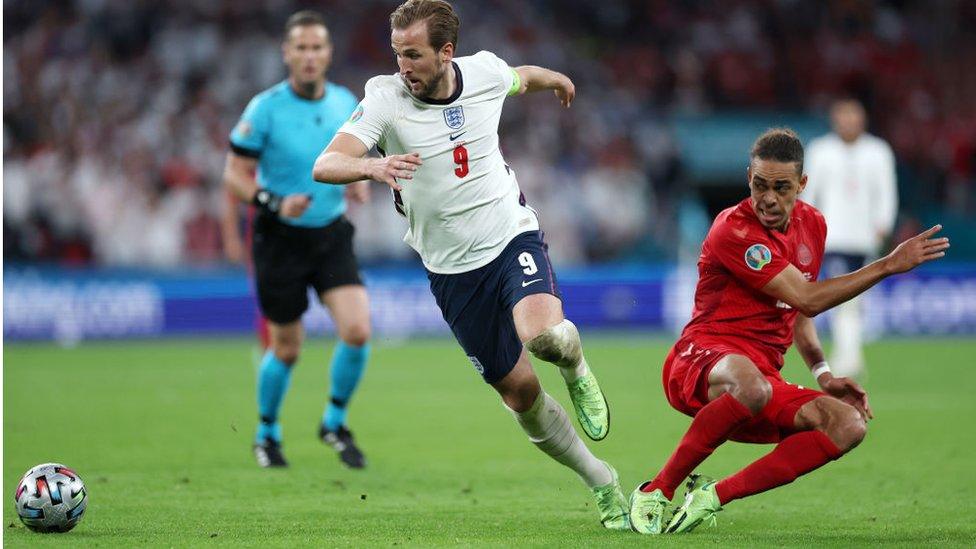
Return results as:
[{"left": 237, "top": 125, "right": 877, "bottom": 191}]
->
[
  {"left": 467, "top": 355, "right": 485, "bottom": 375},
  {"left": 745, "top": 243, "right": 772, "bottom": 271},
  {"left": 443, "top": 105, "right": 465, "bottom": 129},
  {"left": 797, "top": 243, "right": 813, "bottom": 266}
]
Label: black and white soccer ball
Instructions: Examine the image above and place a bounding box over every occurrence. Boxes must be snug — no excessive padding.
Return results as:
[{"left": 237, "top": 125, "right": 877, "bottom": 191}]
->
[{"left": 14, "top": 463, "right": 88, "bottom": 533}]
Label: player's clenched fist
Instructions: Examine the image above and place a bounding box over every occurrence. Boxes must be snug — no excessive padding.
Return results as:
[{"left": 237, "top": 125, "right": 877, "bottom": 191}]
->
[
  {"left": 368, "top": 153, "right": 422, "bottom": 191},
  {"left": 882, "top": 224, "right": 950, "bottom": 274}
]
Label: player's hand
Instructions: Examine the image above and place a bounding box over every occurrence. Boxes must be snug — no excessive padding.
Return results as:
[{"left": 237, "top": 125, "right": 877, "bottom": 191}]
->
[
  {"left": 820, "top": 376, "right": 873, "bottom": 420},
  {"left": 368, "top": 153, "right": 422, "bottom": 191},
  {"left": 553, "top": 75, "right": 575, "bottom": 108},
  {"left": 279, "top": 194, "right": 312, "bottom": 218},
  {"left": 882, "top": 224, "right": 949, "bottom": 274},
  {"left": 346, "top": 180, "right": 371, "bottom": 204}
]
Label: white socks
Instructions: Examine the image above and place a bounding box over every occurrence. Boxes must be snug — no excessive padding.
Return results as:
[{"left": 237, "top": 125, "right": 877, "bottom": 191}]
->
[
  {"left": 558, "top": 359, "right": 589, "bottom": 384},
  {"left": 525, "top": 319, "right": 590, "bottom": 383},
  {"left": 509, "top": 392, "right": 611, "bottom": 488}
]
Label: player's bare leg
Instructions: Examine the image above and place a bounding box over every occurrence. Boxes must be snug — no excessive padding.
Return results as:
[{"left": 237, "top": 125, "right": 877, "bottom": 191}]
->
[
  {"left": 319, "top": 285, "right": 372, "bottom": 469},
  {"left": 514, "top": 293, "right": 610, "bottom": 441},
  {"left": 254, "top": 320, "right": 304, "bottom": 467},
  {"left": 631, "top": 355, "right": 765, "bottom": 534},
  {"left": 708, "top": 396, "right": 863, "bottom": 502},
  {"left": 830, "top": 297, "right": 866, "bottom": 378},
  {"left": 666, "top": 387, "right": 865, "bottom": 533},
  {"left": 492, "top": 350, "right": 628, "bottom": 530}
]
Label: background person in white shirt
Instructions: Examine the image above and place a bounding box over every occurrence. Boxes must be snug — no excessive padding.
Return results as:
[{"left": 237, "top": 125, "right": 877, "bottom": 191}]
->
[{"left": 805, "top": 99, "right": 898, "bottom": 378}]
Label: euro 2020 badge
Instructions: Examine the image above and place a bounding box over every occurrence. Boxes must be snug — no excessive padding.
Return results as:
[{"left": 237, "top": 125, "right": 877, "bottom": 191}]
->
[
  {"left": 443, "top": 105, "right": 464, "bottom": 129},
  {"left": 745, "top": 243, "right": 772, "bottom": 271},
  {"left": 349, "top": 104, "right": 364, "bottom": 123}
]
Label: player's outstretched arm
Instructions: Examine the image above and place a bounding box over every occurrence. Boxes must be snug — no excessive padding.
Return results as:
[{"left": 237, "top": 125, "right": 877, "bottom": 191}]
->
[
  {"left": 794, "top": 314, "right": 872, "bottom": 419},
  {"left": 313, "top": 133, "right": 421, "bottom": 192},
  {"left": 513, "top": 66, "right": 575, "bottom": 107},
  {"left": 763, "top": 225, "right": 949, "bottom": 317}
]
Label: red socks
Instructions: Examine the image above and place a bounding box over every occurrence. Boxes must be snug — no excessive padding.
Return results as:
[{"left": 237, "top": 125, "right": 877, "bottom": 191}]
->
[
  {"left": 642, "top": 393, "right": 754, "bottom": 499},
  {"left": 715, "top": 430, "right": 843, "bottom": 504}
]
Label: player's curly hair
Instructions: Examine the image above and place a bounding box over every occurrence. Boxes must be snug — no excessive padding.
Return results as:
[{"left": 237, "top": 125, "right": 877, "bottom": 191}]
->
[
  {"left": 751, "top": 127, "right": 804, "bottom": 174},
  {"left": 391, "top": 0, "right": 460, "bottom": 52}
]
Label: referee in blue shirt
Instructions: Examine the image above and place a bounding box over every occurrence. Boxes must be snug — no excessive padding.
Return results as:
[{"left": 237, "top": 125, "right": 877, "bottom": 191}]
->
[{"left": 223, "top": 11, "right": 371, "bottom": 469}]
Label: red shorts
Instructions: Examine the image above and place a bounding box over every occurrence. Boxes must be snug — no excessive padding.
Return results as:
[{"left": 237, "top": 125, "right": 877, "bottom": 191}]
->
[{"left": 662, "top": 335, "right": 824, "bottom": 444}]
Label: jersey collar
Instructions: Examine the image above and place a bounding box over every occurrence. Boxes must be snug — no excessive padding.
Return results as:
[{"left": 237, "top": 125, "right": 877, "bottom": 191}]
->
[{"left": 286, "top": 80, "right": 329, "bottom": 102}]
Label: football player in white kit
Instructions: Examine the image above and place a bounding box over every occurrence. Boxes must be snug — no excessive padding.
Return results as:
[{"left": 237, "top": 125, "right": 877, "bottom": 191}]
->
[{"left": 313, "top": 0, "right": 629, "bottom": 530}]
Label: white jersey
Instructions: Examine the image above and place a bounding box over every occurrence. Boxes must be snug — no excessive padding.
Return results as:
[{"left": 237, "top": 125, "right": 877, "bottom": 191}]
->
[
  {"left": 805, "top": 132, "right": 898, "bottom": 255},
  {"left": 338, "top": 51, "right": 539, "bottom": 274}
]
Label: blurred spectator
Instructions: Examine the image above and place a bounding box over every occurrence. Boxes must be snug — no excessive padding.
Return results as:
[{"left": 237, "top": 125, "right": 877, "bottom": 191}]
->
[{"left": 3, "top": 0, "right": 974, "bottom": 267}]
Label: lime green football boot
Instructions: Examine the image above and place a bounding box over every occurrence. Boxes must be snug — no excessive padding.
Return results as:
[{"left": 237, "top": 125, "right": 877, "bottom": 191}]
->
[
  {"left": 628, "top": 484, "right": 670, "bottom": 535},
  {"left": 665, "top": 477, "right": 722, "bottom": 534},
  {"left": 566, "top": 372, "right": 610, "bottom": 441},
  {"left": 592, "top": 463, "right": 630, "bottom": 530},
  {"left": 683, "top": 473, "right": 712, "bottom": 496}
]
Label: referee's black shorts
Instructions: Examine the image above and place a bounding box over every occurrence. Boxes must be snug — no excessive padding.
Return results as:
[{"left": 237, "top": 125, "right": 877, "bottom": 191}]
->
[{"left": 252, "top": 213, "right": 363, "bottom": 324}]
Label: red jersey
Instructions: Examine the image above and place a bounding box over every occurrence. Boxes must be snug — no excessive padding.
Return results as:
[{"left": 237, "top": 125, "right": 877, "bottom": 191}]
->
[{"left": 680, "top": 198, "right": 827, "bottom": 371}]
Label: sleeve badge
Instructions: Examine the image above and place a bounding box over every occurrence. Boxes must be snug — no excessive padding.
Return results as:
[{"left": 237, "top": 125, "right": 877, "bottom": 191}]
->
[
  {"left": 235, "top": 121, "right": 252, "bottom": 137},
  {"left": 745, "top": 243, "right": 772, "bottom": 271},
  {"left": 349, "top": 104, "right": 364, "bottom": 123}
]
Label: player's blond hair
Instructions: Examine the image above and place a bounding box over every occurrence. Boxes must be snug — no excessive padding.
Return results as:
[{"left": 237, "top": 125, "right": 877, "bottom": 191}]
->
[{"left": 390, "top": 0, "right": 460, "bottom": 52}]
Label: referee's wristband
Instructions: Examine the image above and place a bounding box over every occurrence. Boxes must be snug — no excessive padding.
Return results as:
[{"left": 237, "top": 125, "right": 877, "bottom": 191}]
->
[
  {"left": 811, "top": 361, "right": 832, "bottom": 380},
  {"left": 252, "top": 189, "right": 283, "bottom": 215}
]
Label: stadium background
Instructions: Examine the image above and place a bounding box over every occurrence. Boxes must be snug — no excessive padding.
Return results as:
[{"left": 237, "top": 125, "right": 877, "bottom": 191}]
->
[
  {"left": 4, "top": 1, "right": 976, "bottom": 546},
  {"left": 4, "top": 0, "right": 976, "bottom": 341}
]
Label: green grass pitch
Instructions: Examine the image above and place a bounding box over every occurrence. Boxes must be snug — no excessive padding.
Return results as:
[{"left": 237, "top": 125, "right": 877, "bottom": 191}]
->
[{"left": 4, "top": 336, "right": 976, "bottom": 547}]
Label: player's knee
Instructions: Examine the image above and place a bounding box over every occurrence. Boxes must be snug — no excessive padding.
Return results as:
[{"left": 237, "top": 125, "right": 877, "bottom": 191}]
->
[
  {"left": 730, "top": 376, "right": 772, "bottom": 414},
  {"left": 502, "top": 383, "right": 540, "bottom": 413},
  {"left": 524, "top": 319, "right": 581, "bottom": 369},
  {"left": 831, "top": 404, "right": 867, "bottom": 452},
  {"left": 339, "top": 323, "right": 371, "bottom": 347},
  {"left": 270, "top": 328, "right": 303, "bottom": 364},
  {"left": 272, "top": 346, "right": 300, "bottom": 366},
  {"left": 496, "top": 372, "right": 542, "bottom": 413}
]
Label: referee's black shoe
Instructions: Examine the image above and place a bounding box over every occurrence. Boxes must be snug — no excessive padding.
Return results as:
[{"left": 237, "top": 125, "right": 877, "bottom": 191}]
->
[
  {"left": 319, "top": 425, "right": 366, "bottom": 469},
  {"left": 253, "top": 438, "right": 288, "bottom": 468}
]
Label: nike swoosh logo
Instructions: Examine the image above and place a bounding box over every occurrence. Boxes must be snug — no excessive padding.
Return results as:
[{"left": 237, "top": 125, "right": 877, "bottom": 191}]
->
[
  {"left": 449, "top": 131, "right": 466, "bottom": 141},
  {"left": 521, "top": 278, "right": 543, "bottom": 287},
  {"left": 577, "top": 406, "right": 603, "bottom": 436}
]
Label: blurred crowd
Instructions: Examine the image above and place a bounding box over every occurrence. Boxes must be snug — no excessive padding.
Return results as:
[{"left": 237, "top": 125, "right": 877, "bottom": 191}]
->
[{"left": 4, "top": 0, "right": 975, "bottom": 267}]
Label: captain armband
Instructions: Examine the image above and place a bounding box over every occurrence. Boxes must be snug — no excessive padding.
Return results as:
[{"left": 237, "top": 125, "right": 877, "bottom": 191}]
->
[{"left": 508, "top": 68, "right": 522, "bottom": 96}]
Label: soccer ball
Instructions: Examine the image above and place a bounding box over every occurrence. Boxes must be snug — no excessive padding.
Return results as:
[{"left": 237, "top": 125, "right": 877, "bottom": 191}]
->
[{"left": 14, "top": 463, "right": 88, "bottom": 533}]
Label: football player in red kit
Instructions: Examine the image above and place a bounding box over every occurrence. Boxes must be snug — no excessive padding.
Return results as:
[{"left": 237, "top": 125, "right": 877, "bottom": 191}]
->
[{"left": 629, "top": 128, "right": 950, "bottom": 534}]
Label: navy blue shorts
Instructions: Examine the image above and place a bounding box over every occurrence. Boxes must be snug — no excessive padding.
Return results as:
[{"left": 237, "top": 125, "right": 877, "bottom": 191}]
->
[
  {"left": 427, "top": 231, "right": 560, "bottom": 384},
  {"left": 823, "top": 252, "right": 867, "bottom": 279}
]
